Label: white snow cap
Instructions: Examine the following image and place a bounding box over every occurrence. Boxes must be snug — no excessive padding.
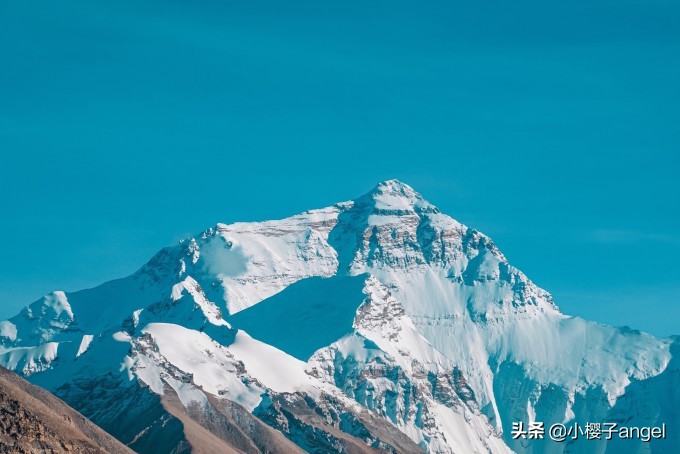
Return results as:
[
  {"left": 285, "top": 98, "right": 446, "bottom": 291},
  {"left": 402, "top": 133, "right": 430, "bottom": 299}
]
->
[{"left": 363, "top": 179, "right": 439, "bottom": 213}]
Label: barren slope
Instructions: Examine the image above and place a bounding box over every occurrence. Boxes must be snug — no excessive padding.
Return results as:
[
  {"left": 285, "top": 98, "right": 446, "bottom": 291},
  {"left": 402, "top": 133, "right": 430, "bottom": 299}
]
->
[{"left": 0, "top": 366, "right": 132, "bottom": 453}]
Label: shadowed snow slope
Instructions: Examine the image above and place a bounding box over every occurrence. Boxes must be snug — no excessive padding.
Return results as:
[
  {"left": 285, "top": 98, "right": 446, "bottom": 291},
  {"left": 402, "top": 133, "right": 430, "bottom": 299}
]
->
[
  {"left": 0, "top": 180, "right": 676, "bottom": 453},
  {"left": 229, "top": 275, "right": 366, "bottom": 360}
]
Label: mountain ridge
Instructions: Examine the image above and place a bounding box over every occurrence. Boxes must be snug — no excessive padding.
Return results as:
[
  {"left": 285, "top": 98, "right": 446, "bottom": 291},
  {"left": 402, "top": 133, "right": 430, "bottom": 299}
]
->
[{"left": 0, "top": 180, "right": 676, "bottom": 453}]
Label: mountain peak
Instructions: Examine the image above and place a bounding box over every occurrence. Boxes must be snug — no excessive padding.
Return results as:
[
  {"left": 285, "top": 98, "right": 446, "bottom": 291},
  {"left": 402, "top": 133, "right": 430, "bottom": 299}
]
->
[
  {"left": 359, "top": 179, "right": 439, "bottom": 214},
  {"left": 374, "top": 179, "right": 416, "bottom": 195}
]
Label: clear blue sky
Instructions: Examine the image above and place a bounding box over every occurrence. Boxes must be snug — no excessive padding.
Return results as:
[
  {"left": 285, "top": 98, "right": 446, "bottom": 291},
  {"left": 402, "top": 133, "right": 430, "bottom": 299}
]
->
[{"left": 1, "top": 0, "right": 678, "bottom": 336}]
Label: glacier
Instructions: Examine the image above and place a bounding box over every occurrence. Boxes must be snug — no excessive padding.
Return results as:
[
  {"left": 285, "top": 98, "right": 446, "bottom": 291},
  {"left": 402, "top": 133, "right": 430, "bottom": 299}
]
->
[{"left": 0, "top": 179, "right": 676, "bottom": 453}]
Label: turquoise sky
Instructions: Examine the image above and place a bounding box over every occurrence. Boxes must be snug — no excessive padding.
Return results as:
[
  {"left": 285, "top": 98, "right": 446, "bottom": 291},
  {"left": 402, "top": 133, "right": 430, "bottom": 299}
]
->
[{"left": 1, "top": 0, "right": 678, "bottom": 336}]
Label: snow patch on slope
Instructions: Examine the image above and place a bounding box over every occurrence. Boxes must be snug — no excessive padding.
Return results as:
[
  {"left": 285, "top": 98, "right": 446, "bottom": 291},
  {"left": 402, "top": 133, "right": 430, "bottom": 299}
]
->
[
  {"left": 44, "top": 291, "right": 74, "bottom": 320},
  {"left": 0, "top": 342, "right": 60, "bottom": 375},
  {"left": 76, "top": 335, "right": 94, "bottom": 357},
  {"left": 229, "top": 330, "right": 312, "bottom": 394},
  {"left": 0, "top": 321, "right": 17, "bottom": 342}
]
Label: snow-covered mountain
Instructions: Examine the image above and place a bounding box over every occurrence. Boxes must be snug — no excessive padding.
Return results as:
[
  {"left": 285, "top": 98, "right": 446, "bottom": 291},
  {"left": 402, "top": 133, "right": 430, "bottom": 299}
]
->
[{"left": 0, "top": 180, "right": 676, "bottom": 453}]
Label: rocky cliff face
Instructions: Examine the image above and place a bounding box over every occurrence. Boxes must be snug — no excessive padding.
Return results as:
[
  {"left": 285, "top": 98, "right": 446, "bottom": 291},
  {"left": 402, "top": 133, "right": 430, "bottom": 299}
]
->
[
  {"left": 0, "top": 180, "right": 676, "bottom": 453},
  {"left": 0, "top": 366, "right": 132, "bottom": 454}
]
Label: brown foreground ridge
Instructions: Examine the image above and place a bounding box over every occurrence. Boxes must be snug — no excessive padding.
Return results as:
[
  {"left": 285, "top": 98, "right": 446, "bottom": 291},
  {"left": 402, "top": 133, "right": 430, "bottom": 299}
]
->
[{"left": 0, "top": 366, "right": 132, "bottom": 454}]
